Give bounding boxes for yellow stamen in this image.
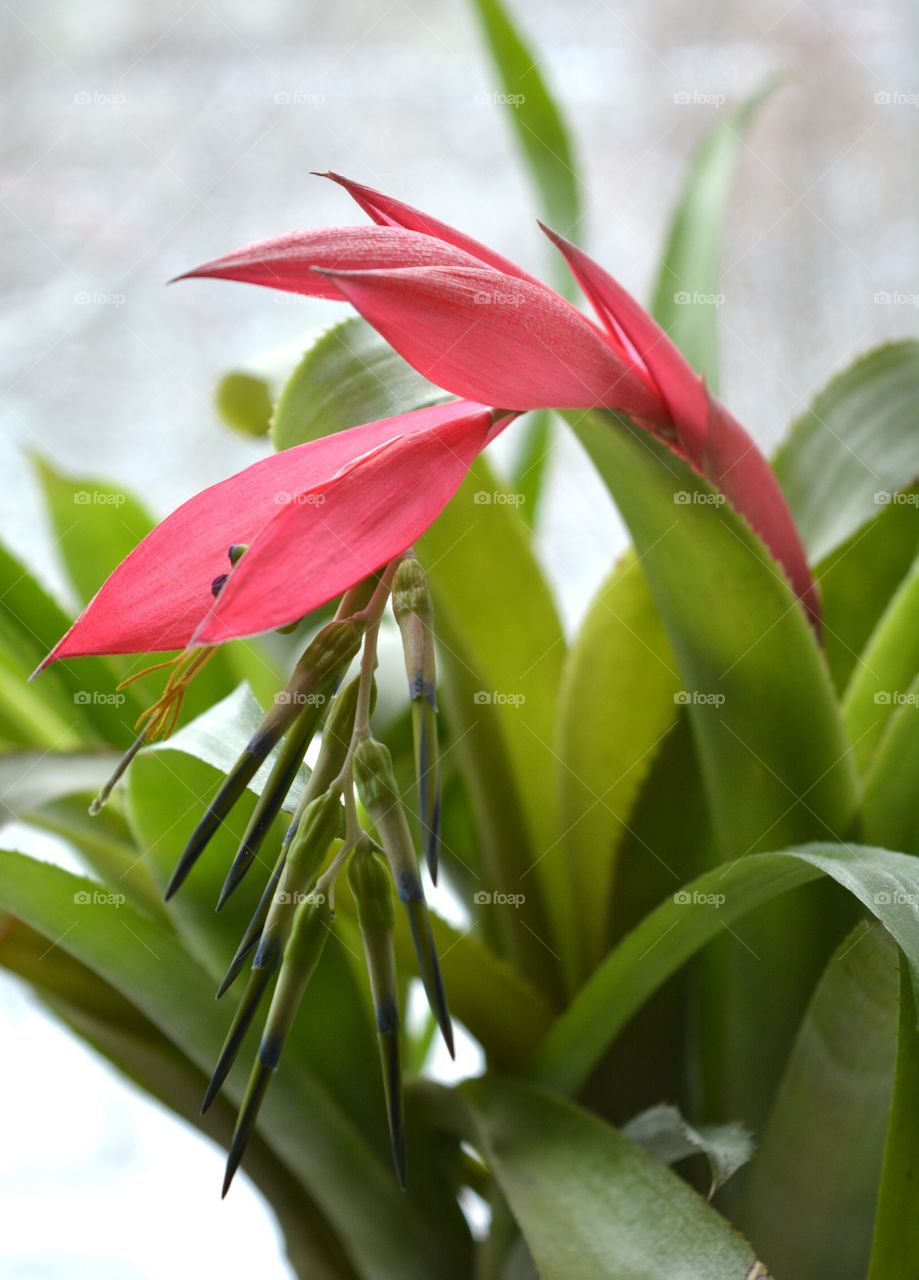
[127,647,216,743]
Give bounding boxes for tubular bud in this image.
[222,895,332,1197]
[254,789,340,972]
[392,557,440,882]
[348,845,404,1184]
[353,737,453,1057]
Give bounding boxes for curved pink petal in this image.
[194,410,511,645]
[173,225,483,299]
[40,401,494,666]
[322,265,668,423]
[319,171,541,287]
[704,400,820,626]
[540,224,709,454]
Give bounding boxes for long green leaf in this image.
[740,922,898,1278]
[271,317,447,452]
[470,0,579,241]
[566,408,856,1121]
[556,550,680,975]
[458,1078,763,1279]
[651,74,782,387]
[868,950,919,1280]
[0,850,470,1279]
[774,341,919,564]
[533,841,919,1098]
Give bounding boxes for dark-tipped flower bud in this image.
[392,557,440,883]
[353,737,453,1057]
[348,844,404,1184]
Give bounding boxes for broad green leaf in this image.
[0,850,470,1279]
[556,550,680,975]
[271,317,447,452]
[147,683,311,812]
[434,638,562,995]
[0,917,353,1280]
[860,670,919,854]
[0,542,128,747]
[33,454,155,606]
[470,0,580,240]
[418,460,572,988]
[565,408,857,1121]
[816,498,919,692]
[459,1078,762,1279]
[622,1103,753,1197]
[843,547,919,772]
[868,951,919,1280]
[533,842,919,1097]
[740,922,897,1279]
[774,341,919,564]
[651,74,782,387]
[0,750,117,821]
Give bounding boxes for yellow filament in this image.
[121,647,216,743]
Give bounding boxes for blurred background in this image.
[1,0,917,1274]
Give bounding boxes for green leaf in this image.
[215,371,274,437]
[565,409,856,1121]
[556,551,680,975]
[533,842,919,1097]
[815,499,919,692]
[774,341,919,564]
[0,850,470,1279]
[0,750,118,821]
[470,0,579,240]
[623,1103,753,1198]
[33,454,155,606]
[418,460,572,988]
[843,548,919,772]
[740,922,897,1279]
[651,74,782,387]
[868,951,919,1280]
[459,1078,763,1279]
[271,317,448,452]
[860,670,919,854]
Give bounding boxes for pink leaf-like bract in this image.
[40,401,500,666]
[323,265,668,422]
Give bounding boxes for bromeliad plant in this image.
[5,5,919,1278]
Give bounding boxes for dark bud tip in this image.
[211,573,229,598]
